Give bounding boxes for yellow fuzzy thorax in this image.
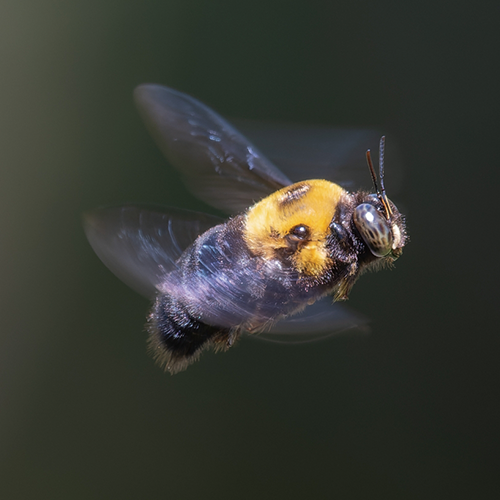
[244,180,346,276]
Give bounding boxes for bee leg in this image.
[147,294,229,374]
[225,330,238,348]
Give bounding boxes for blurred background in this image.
[1,1,499,498]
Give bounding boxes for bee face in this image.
[353,194,405,260]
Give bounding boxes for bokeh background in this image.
[1,1,499,498]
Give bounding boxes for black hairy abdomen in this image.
[150,295,219,356]
[147,293,230,373]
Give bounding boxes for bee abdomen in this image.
[147,294,229,374]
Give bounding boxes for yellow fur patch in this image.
[244,180,346,276]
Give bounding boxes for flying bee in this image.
[84,84,407,374]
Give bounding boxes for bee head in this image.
[352,136,406,261]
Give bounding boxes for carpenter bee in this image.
[84,84,407,374]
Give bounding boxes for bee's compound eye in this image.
[290,225,309,239]
[353,203,393,257]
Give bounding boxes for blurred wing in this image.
[134,84,292,214]
[231,120,403,194]
[84,205,223,299]
[250,299,370,343]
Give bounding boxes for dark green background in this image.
[1,1,499,498]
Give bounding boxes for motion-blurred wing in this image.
[232,120,403,194]
[134,84,292,214]
[251,299,369,343]
[84,205,222,299]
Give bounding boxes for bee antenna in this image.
[379,136,387,198]
[378,135,393,218]
[365,149,379,193]
[366,136,392,219]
